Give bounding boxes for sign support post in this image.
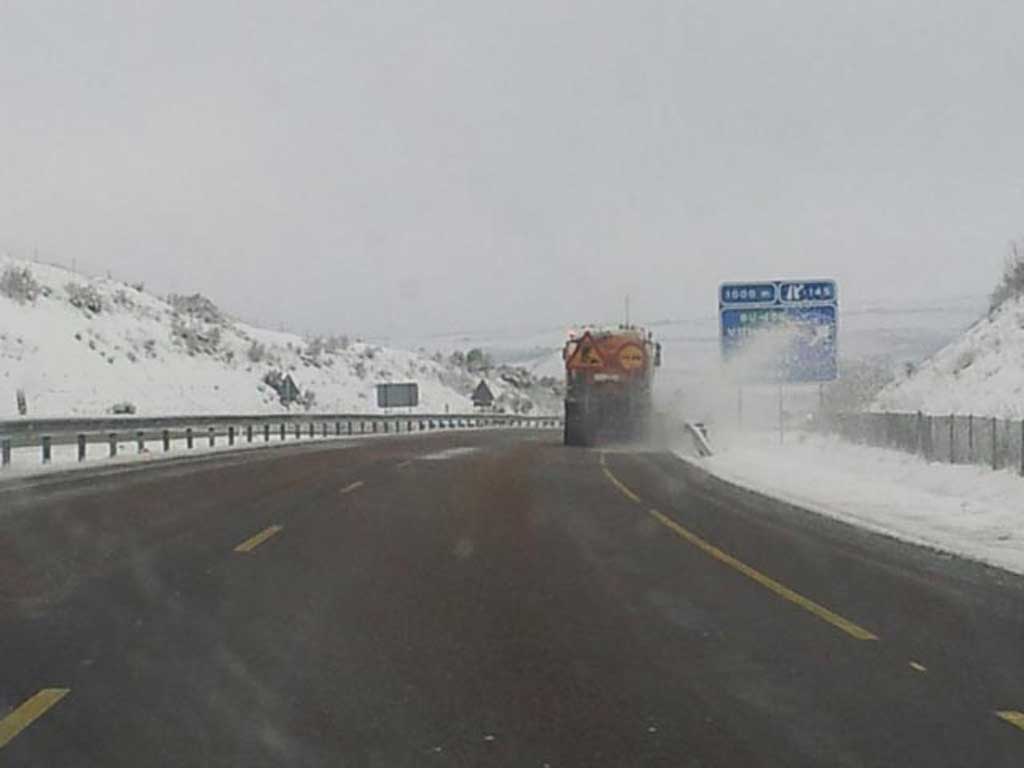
[778,381,785,445]
[737,386,744,431]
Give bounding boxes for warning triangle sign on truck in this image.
[567,332,605,369]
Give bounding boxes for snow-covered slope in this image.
[874,296,1024,418]
[0,257,559,418]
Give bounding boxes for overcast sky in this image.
[2,1,1021,338]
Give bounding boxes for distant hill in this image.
[0,257,560,418]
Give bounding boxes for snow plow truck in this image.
[563,326,660,446]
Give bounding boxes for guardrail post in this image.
[335,421,341,436]
[228,426,236,446]
[949,414,955,464]
[186,428,193,449]
[294,423,301,439]
[383,421,389,434]
[78,433,87,462]
[247,425,254,443]
[109,433,118,457]
[373,421,379,434]
[208,427,216,447]
[137,431,145,454]
[968,415,974,462]
[162,430,171,452]
[309,423,315,438]
[348,420,353,435]
[1,436,10,468]
[264,424,271,442]
[280,423,286,441]
[42,435,51,464]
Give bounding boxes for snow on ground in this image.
[875,295,1024,418]
[0,257,559,418]
[678,431,1024,576]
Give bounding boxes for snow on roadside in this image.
[676,431,1024,576]
[0,433,358,484]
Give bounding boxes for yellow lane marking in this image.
[0,689,70,749]
[603,468,642,504]
[996,711,1024,731]
[648,509,878,641]
[600,459,878,641]
[340,481,365,495]
[234,525,283,553]
[909,661,928,673]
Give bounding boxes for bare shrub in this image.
[298,389,317,410]
[306,334,351,357]
[306,337,326,358]
[166,293,223,324]
[112,289,135,309]
[171,315,221,355]
[1,266,42,304]
[247,340,267,363]
[66,282,105,313]
[991,239,1024,310]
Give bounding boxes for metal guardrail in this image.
[685,422,714,457]
[824,411,1024,475]
[0,413,563,470]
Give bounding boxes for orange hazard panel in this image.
[567,332,605,369]
[618,344,645,371]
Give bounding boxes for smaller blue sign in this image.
[779,280,836,304]
[720,282,777,307]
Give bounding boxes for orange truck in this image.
[562,326,661,446]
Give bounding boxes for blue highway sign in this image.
[720,280,838,383]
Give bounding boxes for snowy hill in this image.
[0,258,560,418]
[874,296,1024,418]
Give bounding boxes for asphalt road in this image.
[1,430,1024,766]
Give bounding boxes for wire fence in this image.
[828,411,1024,475]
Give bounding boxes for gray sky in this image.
[2,0,1021,338]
